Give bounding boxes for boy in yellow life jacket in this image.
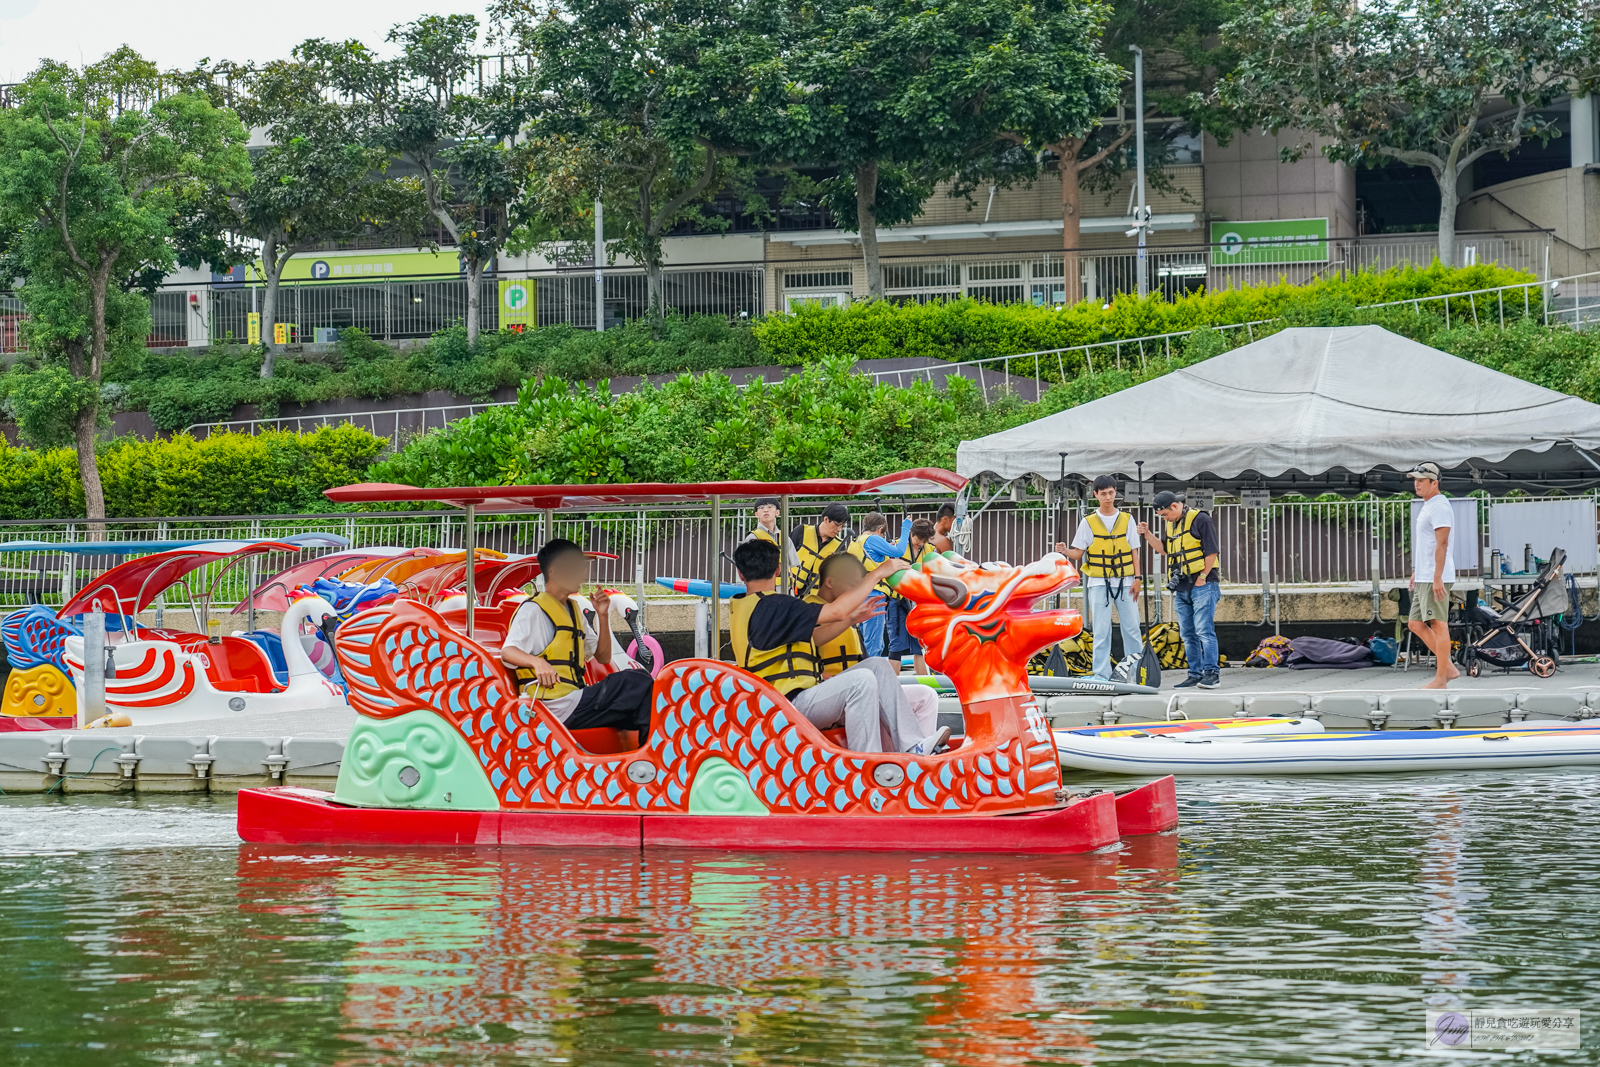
[1055,474,1143,682]
[500,538,655,741]
[886,519,938,674]
[1138,490,1222,690]
[844,510,911,657]
[744,496,784,549]
[788,502,850,597]
[730,538,949,756]
[809,553,940,742]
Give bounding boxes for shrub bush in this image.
[0,425,387,520]
[0,263,1538,435]
[751,262,1536,364]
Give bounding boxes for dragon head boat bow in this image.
[237,472,1172,851]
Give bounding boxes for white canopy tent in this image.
[956,326,1600,495]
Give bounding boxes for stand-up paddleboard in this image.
[1058,716,1323,739]
[1054,720,1600,775]
[915,674,1160,696]
[655,577,746,598]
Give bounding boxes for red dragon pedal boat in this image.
[238,470,1177,852]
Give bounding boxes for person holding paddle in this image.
[1056,475,1143,682]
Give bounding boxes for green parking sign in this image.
[1210,218,1329,265]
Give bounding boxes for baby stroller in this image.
[1461,547,1570,678]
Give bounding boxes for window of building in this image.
[783,271,852,290]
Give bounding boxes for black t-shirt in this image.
[746,594,823,652]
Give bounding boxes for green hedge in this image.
[0,262,1539,440]
[0,313,1595,519]
[751,262,1538,363]
[90,315,764,434]
[371,312,1600,495]
[0,425,386,520]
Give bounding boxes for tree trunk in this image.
[1436,165,1459,268]
[84,262,112,533]
[646,256,665,323]
[73,402,105,534]
[1060,146,1085,307]
[260,258,282,379]
[855,161,883,301]
[260,232,282,378]
[465,258,484,347]
[63,334,104,532]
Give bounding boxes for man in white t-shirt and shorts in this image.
[1407,462,1459,689]
[1055,474,1143,681]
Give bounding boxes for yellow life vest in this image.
[789,524,842,597]
[805,592,863,678]
[1081,510,1136,578]
[1163,507,1211,578]
[512,592,589,698]
[846,534,894,595]
[750,524,782,547]
[729,590,821,698]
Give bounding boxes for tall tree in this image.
[0,49,249,523]
[1222,0,1595,266]
[233,48,428,377]
[964,0,1235,302]
[493,0,790,318]
[789,0,1123,300]
[312,15,535,346]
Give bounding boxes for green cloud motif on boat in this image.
[334,709,500,810]
[687,756,769,816]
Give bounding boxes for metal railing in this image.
[0,497,1592,620]
[778,231,1553,308]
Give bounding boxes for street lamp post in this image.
[595,198,604,331]
[1127,46,1150,299]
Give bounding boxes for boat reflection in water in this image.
[236,836,1181,1065]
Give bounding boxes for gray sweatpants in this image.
[791,657,926,753]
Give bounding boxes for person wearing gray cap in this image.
[1139,490,1221,689]
[1406,462,1459,689]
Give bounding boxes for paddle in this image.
[1046,452,1071,678]
[1133,460,1162,689]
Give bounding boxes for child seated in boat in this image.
[729,539,949,757]
[808,552,942,744]
[500,539,654,742]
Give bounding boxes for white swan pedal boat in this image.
[1054,719,1600,775]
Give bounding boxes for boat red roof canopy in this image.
[323,468,967,512]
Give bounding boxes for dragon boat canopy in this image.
[323,468,967,512]
[321,469,965,640]
[57,537,348,618]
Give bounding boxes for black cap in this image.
[754,496,779,509]
[1152,490,1180,509]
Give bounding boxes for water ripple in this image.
[0,772,1597,1065]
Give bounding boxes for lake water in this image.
[2,772,1597,1065]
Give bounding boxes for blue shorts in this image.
[885,597,923,657]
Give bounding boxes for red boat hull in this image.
[237,786,1123,854]
[1113,775,1179,835]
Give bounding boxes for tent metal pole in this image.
[779,495,792,594]
[1369,499,1383,623]
[464,504,476,641]
[709,495,722,660]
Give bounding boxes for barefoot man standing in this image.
[1407,462,1459,689]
